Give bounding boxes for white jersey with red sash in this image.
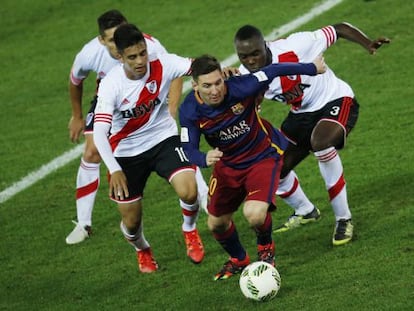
[239,26,354,113]
[94,53,191,165]
[70,34,167,86]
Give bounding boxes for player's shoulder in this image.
[180,91,198,114]
[75,37,107,60]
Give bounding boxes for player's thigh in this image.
[153,136,197,202]
[281,143,310,177]
[208,163,246,217]
[116,155,152,200]
[170,170,197,203]
[311,97,360,150]
[245,157,282,203]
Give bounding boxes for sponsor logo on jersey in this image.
[218,120,250,141]
[121,98,161,118]
[271,83,310,105]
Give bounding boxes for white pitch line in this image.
[0,0,343,204]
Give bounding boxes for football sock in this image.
[180,199,199,232]
[255,212,273,245]
[75,158,100,227]
[314,147,352,221]
[277,170,315,215]
[120,221,150,251]
[195,166,209,199]
[213,221,247,261]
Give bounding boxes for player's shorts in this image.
[207,157,282,217]
[281,97,359,150]
[113,136,194,202]
[84,95,98,134]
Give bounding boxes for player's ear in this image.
[191,79,198,91]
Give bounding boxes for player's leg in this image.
[66,134,102,244]
[118,200,157,273]
[274,114,320,233]
[66,98,102,245]
[208,163,250,280]
[170,169,205,264]
[274,144,320,233]
[311,97,359,246]
[115,154,157,272]
[243,157,281,266]
[157,136,204,263]
[195,166,209,214]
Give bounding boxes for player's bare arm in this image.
[167,77,184,118]
[68,81,85,143]
[333,22,390,55]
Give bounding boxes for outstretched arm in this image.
[333,22,390,54]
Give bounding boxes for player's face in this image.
[99,26,121,60]
[120,41,148,80]
[235,37,268,72]
[193,70,225,107]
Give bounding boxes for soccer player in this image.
[93,24,205,272]
[66,10,208,245]
[179,54,326,280]
[233,23,390,245]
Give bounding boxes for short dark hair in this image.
[234,24,263,42]
[114,23,145,53]
[191,55,221,81]
[97,9,127,36]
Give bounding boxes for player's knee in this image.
[243,205,266,227]
[177,184,197,204]
[83,146,101,163]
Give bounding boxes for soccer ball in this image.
[239,261,281,302]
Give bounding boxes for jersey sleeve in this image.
[229,62,317,100]
[93,75,122,174]
[285,26,337,58]
[179,99,208,168]
[144,33,168,55]
[70,45,94,85]
[159,53,192,79]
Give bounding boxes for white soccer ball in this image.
[239,261,281,302]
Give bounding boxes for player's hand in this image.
[206,148,223,166]
[222,67,240,79]
[367,37,390,54]
[68,116,85,143]
[313,54,327,74]
[109,170,129,200]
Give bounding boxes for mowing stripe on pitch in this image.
[0,0,344,204]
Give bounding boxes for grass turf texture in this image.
[1,0,413,310]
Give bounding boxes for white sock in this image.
[76,159,100,227]
[314,147,352,221]
[276,171,314,215]
[120,221,150,251]
[180,199,199,232]
[195,166,209,198]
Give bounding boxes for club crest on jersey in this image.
[231,103,244,115]
[145,80,157,94]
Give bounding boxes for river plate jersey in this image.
[239,26,354,113]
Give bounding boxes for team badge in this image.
[231,103,245,115]
[145,80,157,94]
